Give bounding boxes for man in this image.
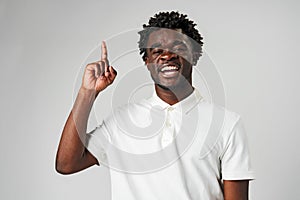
[56,11,254,199]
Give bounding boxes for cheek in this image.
[182,54,193,65]
[146,63,157,74]
[182,60,193,73]
[180,54,194,68]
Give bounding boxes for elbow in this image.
[55,163,71,175]
[55,159,76,175]
[56,166,72,175]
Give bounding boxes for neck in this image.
[155,83,194,105]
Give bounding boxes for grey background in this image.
[1,0,299,199]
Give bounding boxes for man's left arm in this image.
[223,180,249,200]
[220,116,255,199]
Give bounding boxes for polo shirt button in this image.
[167,107,174,111]
[162,138,171,142]
[166,121,171,127]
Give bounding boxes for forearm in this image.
[72,88,96,137]
[56,88,96,173]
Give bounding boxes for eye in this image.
[152,48,163,55]
[173,46,187,53]
[150,48,164,58]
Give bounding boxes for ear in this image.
[192,52,200,66]
[144,57,151,70]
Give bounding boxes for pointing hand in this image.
[81,41,117,95]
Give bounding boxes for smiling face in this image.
[145,28,194,90]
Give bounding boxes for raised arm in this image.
[55,42,117,174]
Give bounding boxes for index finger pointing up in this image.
[101,41,108,61]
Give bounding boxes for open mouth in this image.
[161,65,179,72]
[159,64,181,77]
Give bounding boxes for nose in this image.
[159,50,179,61]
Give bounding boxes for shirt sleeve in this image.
[85,120,112,165]
[220,117,255,180]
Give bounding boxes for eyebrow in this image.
[173,40,186,46]
[150,40,187,49]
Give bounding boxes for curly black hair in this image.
[138,11,204,65]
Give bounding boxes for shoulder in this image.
[196,99,241,128]
[196,100,243,157]
[104,99,155,130]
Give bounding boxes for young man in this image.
[56,11,254,199]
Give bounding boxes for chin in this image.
[157,80,186,91]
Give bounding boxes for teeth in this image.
[161,65,178,72]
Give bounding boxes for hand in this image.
[81,41,117,95]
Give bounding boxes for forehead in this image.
[147,28,190,47]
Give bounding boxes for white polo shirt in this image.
[86,89,255,200]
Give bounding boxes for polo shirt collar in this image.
[147,88,203,114]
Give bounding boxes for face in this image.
[145,28,194,89]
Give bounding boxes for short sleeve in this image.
[220,117,255,180]
[85,120,112,164]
